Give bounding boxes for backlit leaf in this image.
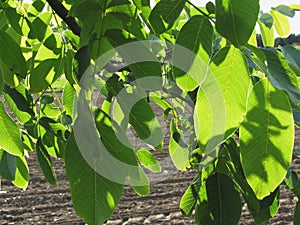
[136,148,161,173]
[173,15,213,91]
[65,133,124,225]
[12,155,29,190]
[194,46,251,153]
[0,101,23,157]
[240,79,294,199]
[270,9,290,37]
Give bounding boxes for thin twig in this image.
[186,0,215,23]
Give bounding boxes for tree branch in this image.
[46,0,81,36]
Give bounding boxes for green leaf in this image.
[0,149,16,181]
[270,9,290,37]
[40,103,61,118]
[0,65,3,91]
[41,131,64,158]
[216,157,260,213]
[284,168,299,190]
[180,186,197,217]
[240,79,294,199]
[295,200,300,225]
[149,0,186,34]
[70,0,102,21]
[259,13,273,29]
[12,155,29,190]
[169,119,190,170]
[127,165,150,196]
[258,20,274,47]
[194,46,251,153]
[180,174,201,217]
[195,173,242,225]
[215,0,259,47]
[38,117,67,137]
[105,29,162,84]
[64,50,77,85]
[3,84,35,123]
[60,112,73,126]
[136,148,161,173]
[132,0,151,17]
[206,2,215,15]
[65,133,124,225]
[0,101,23,157]
[290,4,300,11]
[263,48,300,103]
[251,188,280,224]
[22,131,35,152]
[274,5,295,17]
[70,0,103,46]
[36,138,57,185]
[4,7,22,35]
[30,58,63,93]
[40,94,54,104]
[173,15,213,91]
[0,60,20,88]
[129,98,163,149]
[28,12,52,41]
[0,31,27,77]
[280,45,300,76]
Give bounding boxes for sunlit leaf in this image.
[136,148,161,173]
[258,20,274,47]
[290,4,300,11]
[270,9,290,37]
[65,133,124,225]
[173,15,213,91]
[3,84,35,123]
[180,174,201,217]
[62,82,75,116]
[12,155,29,190]
[194,46,250,153]
[169,119,190,170]
[28,12,52,41]
[240,79,294,199]
[0,101,23,157]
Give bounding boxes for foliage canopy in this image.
[0,0,300,224]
